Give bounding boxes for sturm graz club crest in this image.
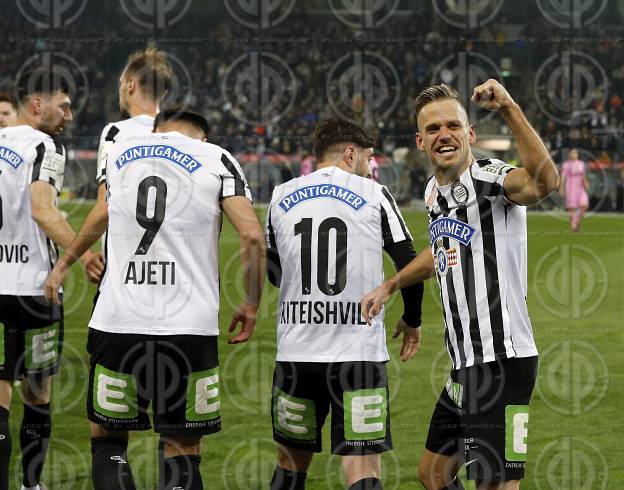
[451,181,469,206]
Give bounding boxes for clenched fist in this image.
[471,79,516,112]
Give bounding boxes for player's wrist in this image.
[500,100,521,116]
[386,277,399,295]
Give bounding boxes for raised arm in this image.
[472,79,560,206]
[222,196,266,344]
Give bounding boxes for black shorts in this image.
[425,356,538,483]
[0,295,63,381]
[271,361,392,456]
[87,328,220,436]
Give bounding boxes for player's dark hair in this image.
[124,44,173,102]
[313,118,377,161]
[154,107,210,138]
[0,92,16,109]
[14,67,70,103]
[414,84,460,119]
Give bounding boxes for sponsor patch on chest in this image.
[428,217,476,246]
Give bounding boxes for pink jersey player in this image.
[560,149,589,232]
[300,155,315,176]
[369,156,380,183]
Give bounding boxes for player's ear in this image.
[468,124,476,144]
[30,95,44,116]
[127,76,136,95]
[415,132,425,151]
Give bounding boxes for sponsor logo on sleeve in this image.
[278,184,367,212]
[481,162,514,175]
[0,146,25,169]
[115,145,203,174]
[42,151,65,176]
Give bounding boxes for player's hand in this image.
[392,318,421,361]
[44,265,68,305]
[471,79,515,112]
[228,302,258,344]
[81,250,105,283]
[361,282,393,325]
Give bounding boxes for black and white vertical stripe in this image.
[425,160,526,369]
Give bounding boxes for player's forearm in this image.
[56,203,108,271]
[32,207,77,250]
[387,246,435,293]
[501,103,559,195]
[240,229,266,307]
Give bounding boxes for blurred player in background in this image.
[0,93,17,128]
[559,149,589,232]
[362,80,559,490]
[265,118,423,490]
[45,109,265,490]
[73,44,173,285]
[0,68,97,490]
[368,155,380,182]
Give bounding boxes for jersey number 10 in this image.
[294,217,347,296]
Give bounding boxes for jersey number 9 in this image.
[135,176,167,255]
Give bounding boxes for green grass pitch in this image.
[8,203,623,489]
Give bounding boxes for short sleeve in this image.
[32,138,65,194]
[96,124,119,184]
[472,159,515,201]
[265,197,278,251]
[219,150,252,201]
[380,186,412,247]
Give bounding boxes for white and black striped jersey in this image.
[424,159,538,370]
[266,166,412,362]
[96,114,154,185]
[0,125,66,295]
[89,131,251,336]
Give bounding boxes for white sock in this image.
[21,485,41,490]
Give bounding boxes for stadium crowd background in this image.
[1,0,623,208]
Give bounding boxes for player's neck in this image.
[14,113,39,129]
[435,159,472,186]
[127,99,159,118]
[316,160,355,175]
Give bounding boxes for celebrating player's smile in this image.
[362,80,559,490]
